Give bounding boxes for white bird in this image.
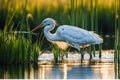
[31,18,103,60]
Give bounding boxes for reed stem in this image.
[117,0,120,78]
[90,0,96,57]
[20,0,27,31]
[81,0,85,29]
[114,0,118,62]
[71,0,75,25]
[95,0,98,35]
[75,0,77,26]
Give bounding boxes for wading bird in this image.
[31,18,103,60]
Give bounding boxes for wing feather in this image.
[58,25,95,44]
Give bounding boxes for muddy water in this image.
[0,62,115,79]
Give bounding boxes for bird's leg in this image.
[66,48,71,58]
[92,45,96,57]
[88,47,92,60]
[65,52,68,58]
[89,52,92,59]
[88,48,92,60]
[71,43,84,61]
[80,49,84,61]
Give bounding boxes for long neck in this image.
[43,22,61,41]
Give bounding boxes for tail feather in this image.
[90,31,103,44]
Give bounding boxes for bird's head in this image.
[41,18,57,27]
[31,18,57,32]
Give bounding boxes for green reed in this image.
[0,0,41,64]
[95,0,98,33]
[114,0,120,78]
[94,0,102,58]
[81,0,85,29]
[50,44,60,62]
[96,1,102,59]
[117,0,120,78]
[0,0,118,63]
[50,44,68,62]
[114,0,119,62]
[0,30,40,64]
[90,0,96,57]
[118,0,120,64]
[71,0,75,25]
[70,0,103,59]
[20,0,27,31]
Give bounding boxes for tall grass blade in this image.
[50,44,59,62]
[114,0,118,62]
[81,0,85,29]
[114,0,120,78]
[71,0,75,25]
[117,0,120,78]
[95,0,101,57]
[20,0,27,31]
[90,0,96,57]
[95,0,98,33]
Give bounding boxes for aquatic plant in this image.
[0,0,116,50]
[0,0,41,64]
[50,44,68,62]
[0,0,119,64]
[114,0,120,78]
[114,0,119,62]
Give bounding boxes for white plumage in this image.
[31,18,103,59]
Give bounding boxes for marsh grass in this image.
[0,28,40,64]
[94,0,101,58]
[118,4,120,77]
[50,44,68,62]
[81,0,84,29]
[70,0,104,60]
[70,0,75,25]
[114,0,119,62]
[0,0,116,31]
[50,44,60,62]
[118,0,120,65]
[0,0,118,64]
[90,0,94,56]
[0,0,41,64]
[114,0,120,78]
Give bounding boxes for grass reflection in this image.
[0,62,115,79]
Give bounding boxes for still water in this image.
[0,62,115,79]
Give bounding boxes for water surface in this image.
[0,62,115,79]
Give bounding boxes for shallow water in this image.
[0,51,117,79]
[39,62,115,79]
[38,50,114,63]
[0,62,115,79]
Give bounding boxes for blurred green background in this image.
[0,0,118,50]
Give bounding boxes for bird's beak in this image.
[31,24,42,32]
